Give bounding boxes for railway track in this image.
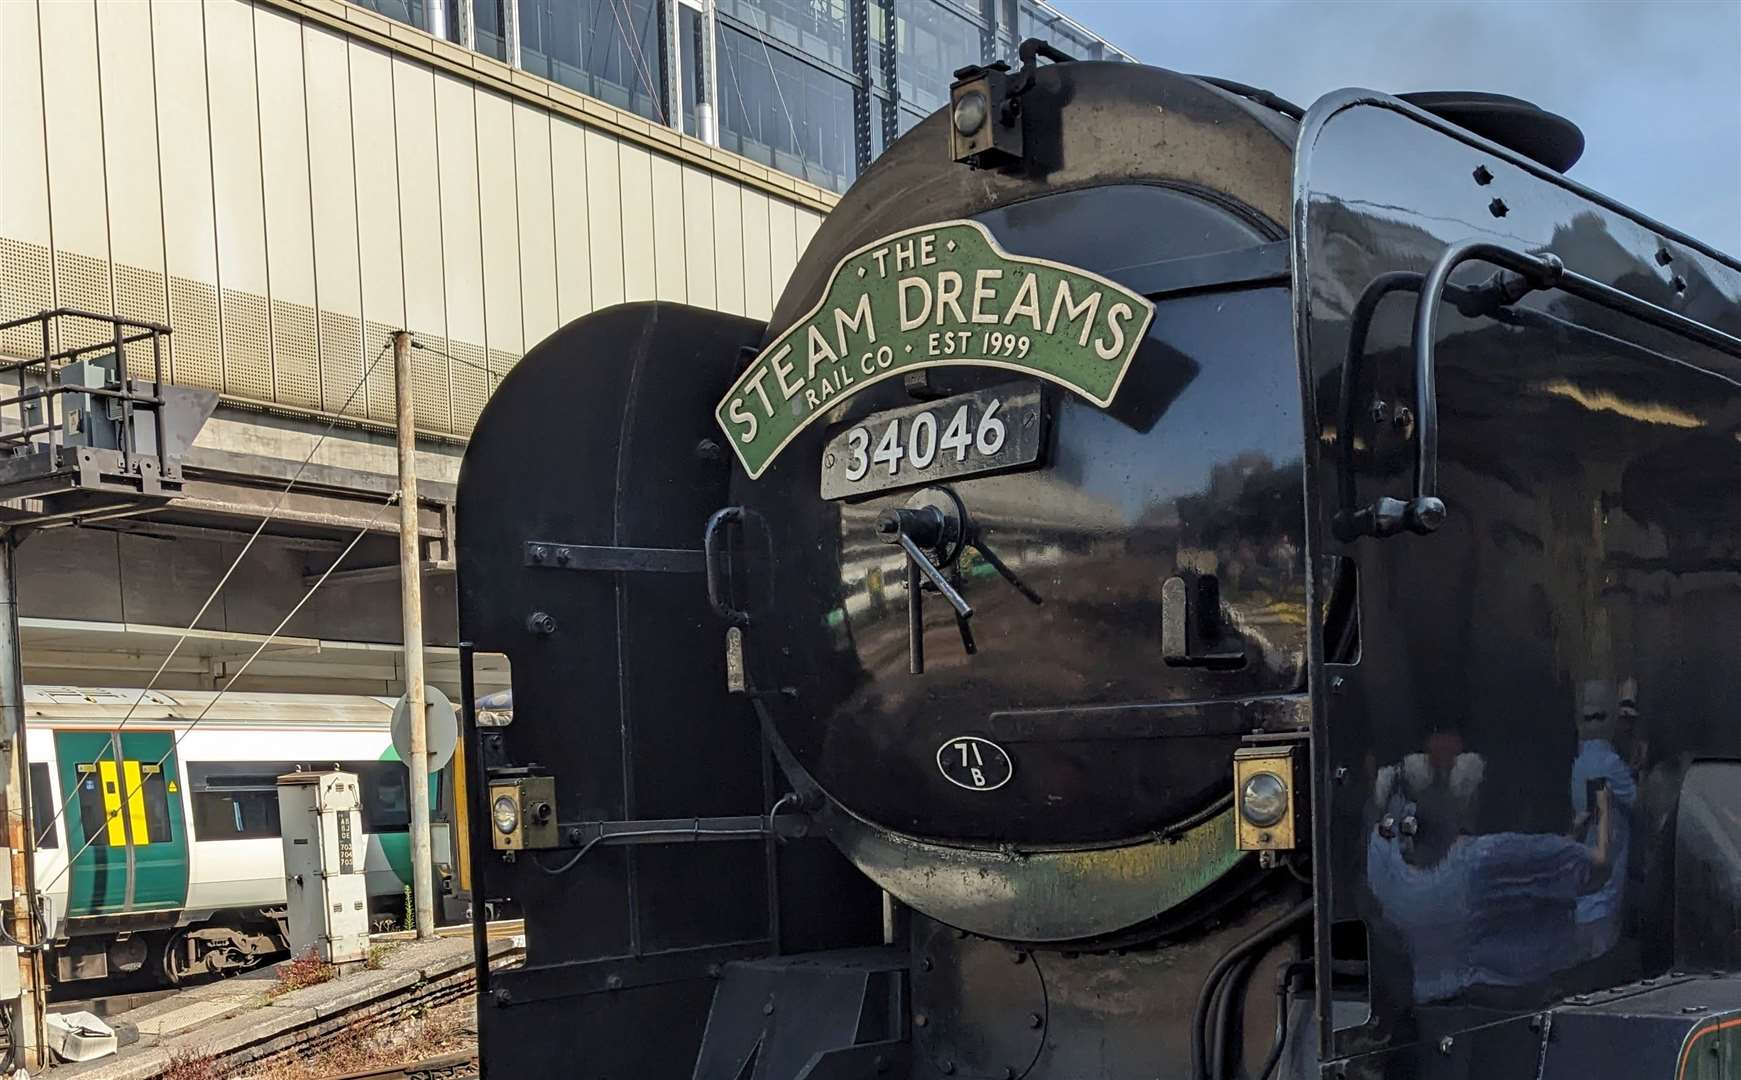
[317,1052,478,1079]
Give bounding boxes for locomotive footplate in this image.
[691,948,911,1080]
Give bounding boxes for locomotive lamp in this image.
[1233,746,1301,851]
[949,62,1022,167]
[488,776,559,852]
[492,794,520,836]
[489,784,524,852]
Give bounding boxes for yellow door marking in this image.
[123,760,150,846]
[97,760,126,846]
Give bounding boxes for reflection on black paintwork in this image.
[1363,705,1636,1004]
[1303,101,1741,1068]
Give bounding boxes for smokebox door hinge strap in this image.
[523,541,704,573]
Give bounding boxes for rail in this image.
[316,1052,477,1080]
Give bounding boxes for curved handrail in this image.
[703,506,751,626]
[1339,238,1741,542]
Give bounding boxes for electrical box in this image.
[277,771,370,965]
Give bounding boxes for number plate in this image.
[820,382,1044,499]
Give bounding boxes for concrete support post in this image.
[393,332,436,941]
[0,536,45,1069]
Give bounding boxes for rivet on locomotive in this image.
[455,42,1741,1080]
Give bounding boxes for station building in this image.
[0,0,1126,697]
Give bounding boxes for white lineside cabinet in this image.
[276,772,371,965]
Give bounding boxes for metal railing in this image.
[0,309,172,477]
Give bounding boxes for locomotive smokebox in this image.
[717,55,1306,944]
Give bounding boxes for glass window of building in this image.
[475,0,510,61]
[717,26,857,192]
[681,5,704,138]
[1016,1,1122,62]
[868,0,891,88]
[871,94,888,159]
[520,0,668,124]
[330,0,1127,194]
[351,0,464,42]
[896,0,987,114]
[717,0,852,75]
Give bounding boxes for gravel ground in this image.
[229,997,477,1080]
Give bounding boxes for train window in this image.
[74,763,116,847]
[354,763,411,834]
[186,761,414,838]
[29,764,57,849]
[72,760,175,846]
[191,788,281,841]
[187,763,296,841]
[139,764,173,844]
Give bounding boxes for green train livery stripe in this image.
[716,219,1156,479]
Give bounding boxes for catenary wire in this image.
[37,489,400,896]
[30,335,392,852]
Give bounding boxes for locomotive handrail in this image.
[703,506,752,626]
[1339,239,1741,541]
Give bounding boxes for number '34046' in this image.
[842,398,1007,481]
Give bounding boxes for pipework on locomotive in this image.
[455,41,1741,1080]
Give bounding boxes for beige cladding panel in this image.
[393,57,452,431]
[256,5,322,410]
[304,22,365,416]
[682,165,717,310]
[550,119,593,324]
[5,0,835,436]
[395,59,445,335]
[740,188,773,320]
[150,0,223,390]
[434,74,486,433]
[348,40,404,421]
[95,1,169,332]
[618,143,655,302]
[0,0,53,359]
[584,130,625,309]
[0,0,50,248]
[433,75,486,343]
[475,91,522,357]
[650,155,687,303]
[39,0,113,350]
[513,103,559,350]
[710,178,746,318]
[795,209,821,263]
[206,0,275,402]
[768,199,797,300]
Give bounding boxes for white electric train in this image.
[21,686,459,986]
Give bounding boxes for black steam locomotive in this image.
[455,44,1741,1080]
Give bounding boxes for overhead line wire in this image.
[31,335,394,852]
[38,489,400,896]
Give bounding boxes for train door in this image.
[56,730,189,916]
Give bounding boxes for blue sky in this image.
[1054,0,1741,256]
